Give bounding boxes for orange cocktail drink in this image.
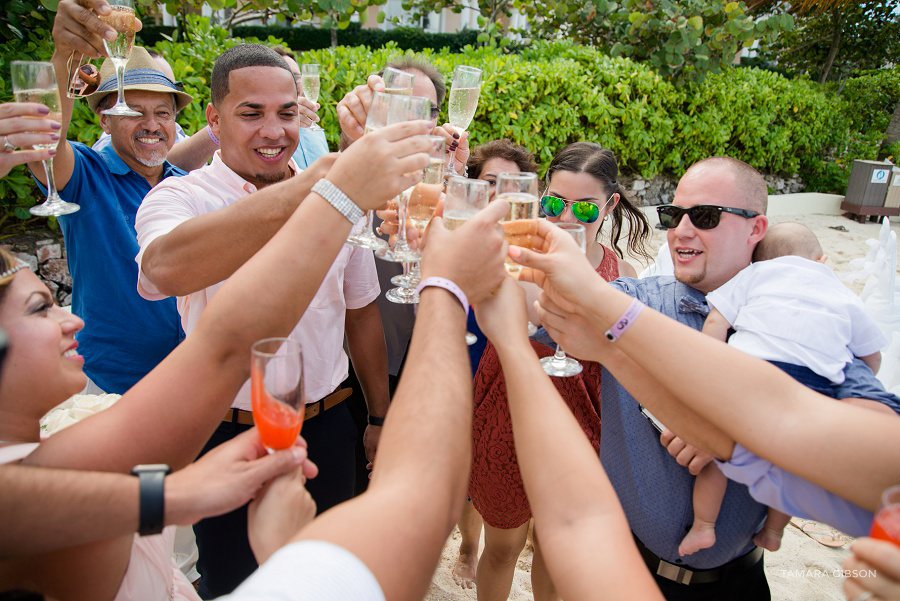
[870,486,900,545]
[251,338,305,453]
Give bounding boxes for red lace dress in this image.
[468,245,620,529]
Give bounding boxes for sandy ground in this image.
[424,213,900,601]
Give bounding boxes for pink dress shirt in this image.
[135,152,379,410]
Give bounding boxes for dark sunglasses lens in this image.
[657,206,681,229]
[691,206,721,229]
[572,202,600,223]
[541,196,564,217]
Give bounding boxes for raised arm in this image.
[165,126,218,172]
[1,428,308,559]
[260,202,509,601]
[475,278,664,601]
[513,220,900,510]
[139,153,337,297]
[25,121,433,474]
[27,0,122,191]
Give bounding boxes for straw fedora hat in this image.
[86,46,193,113]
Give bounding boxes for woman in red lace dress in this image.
[468,143,652,601]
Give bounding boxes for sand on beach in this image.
[424,212,900,601]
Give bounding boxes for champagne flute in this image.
[251,338,305,453]
[497,172,540,280]
[444,176,489,344]
[378,135,444,263]
[11,61,80,217]
[100,0,141,117]
[446,66,482,175]
[382,67,415,96]
[301,64,322,131]
[540,223,586,377]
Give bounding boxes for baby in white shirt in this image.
[678,222,887,556]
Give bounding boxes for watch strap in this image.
[132,464,170,536]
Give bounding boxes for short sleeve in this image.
[217,540,385,601]
[342,220,381,310]
[134,180,200,300]
[705,265,753,325]
[846,301,888,357]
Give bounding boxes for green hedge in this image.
[1,24,897,225]
[232,23,480,53]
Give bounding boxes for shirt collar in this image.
[209,150,299,195]
[98,140,183,179]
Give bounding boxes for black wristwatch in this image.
[367,415,385,427]
[131,464,170,536]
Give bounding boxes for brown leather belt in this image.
[223,387,353,426]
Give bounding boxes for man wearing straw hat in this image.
[28,13,192,395]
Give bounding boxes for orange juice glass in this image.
[870,485,900,545]
[251,338,304,453]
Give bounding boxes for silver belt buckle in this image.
[656,560,693,585]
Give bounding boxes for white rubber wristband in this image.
[604,299,645,342]
[415,277,469,317]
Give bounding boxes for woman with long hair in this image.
[468,142,651,601]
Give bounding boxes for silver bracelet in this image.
[312,179,364,224]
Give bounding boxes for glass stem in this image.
[42,157,61,202]
[365,209,374,233]
[116,63,126,105]
[553,345,567,362]
[398,193,409,250]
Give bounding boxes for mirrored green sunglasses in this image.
[540,195,601,223]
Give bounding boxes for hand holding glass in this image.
[100,0,141,117]
[382,67,415,96]
[251,338,305,453]
[446,66,482,175]
[871,485,900,545]
[444,176,489,343]
[301,64,322,130]
[539,223,586,377]
[11,61,80,217]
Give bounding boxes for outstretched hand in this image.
[0,103,60,179]
[166,428,317,527]
[421,198,508,307]
[53,0,142,59]
[336,74,384,142]
[326,121,432,211]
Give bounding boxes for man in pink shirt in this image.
[135,44,390,597]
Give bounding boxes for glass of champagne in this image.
[444,176,489,344]
[11,61,80,217]
[251,338,305,453]
[382,67,415,96]
[870,485,900,545]
[301,64,322,130]
[446,65,482,175]
[497,172,540,280]
[100,0,141,117]
[346,92,392,251]
[540,223,586,377]
[379,134,444,263]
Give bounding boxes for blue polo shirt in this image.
[43,142,186,393]
[291,127,330,169]
[600,276,766,570]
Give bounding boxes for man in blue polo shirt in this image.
[28,5,190,393]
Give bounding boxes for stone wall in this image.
[1,228,71,306]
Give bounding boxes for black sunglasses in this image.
[656,204,759,230]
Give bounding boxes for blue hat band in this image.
[97,68,177,94]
